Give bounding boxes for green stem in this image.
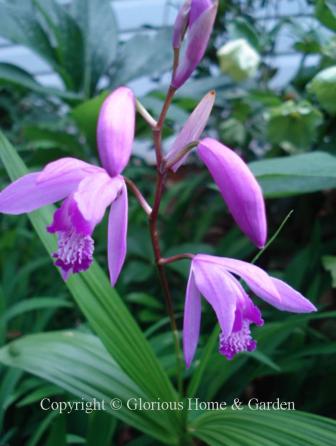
[251,210,294,265]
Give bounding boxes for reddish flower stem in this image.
[148,85,184,395]
[124,177,152,216]
[159,253,194,265]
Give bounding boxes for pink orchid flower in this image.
[183,254,317,367]
[0,87,135,285]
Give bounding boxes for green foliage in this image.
[249,151,336,197]
[191,409,336,446]
[322,256,336,287]
[264,101,323,152]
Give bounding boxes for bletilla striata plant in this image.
[0,0,316,371]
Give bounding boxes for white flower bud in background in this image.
[217,38,260,82]
[307,66,336,114]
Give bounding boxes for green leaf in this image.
[45,415,66,446]
[227,18,261,51]
[71,0,118,96]
[316,0,336,31]
[0,331,177,444]
[34,0,85,91]
[71,92,108,149]
[190,408,336,446]
[0,63,80,101]
[86,411,117,446]
[219,118,246,147]
[0,131,183,444]
[0,2,57,69]
[322,256,336,287]
[0,297,72,324]
[264,101,323,152]
[113,29,172,86]
[249,151,336,197]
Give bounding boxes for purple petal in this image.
[48,196,92,236]
[183,268,202,368]
[192,258,238,337]
[74,173,123,228]
[189,0,214,25]
[0,172,78,215]
[271,278,317,313]
[233,281,264,328]
[242,295,264,326]
[197,138,267,248]
[172,2,218,89]
[97,87,135,176]
[108,180,128,286]
[165,91,215,172]
[196,255,281,307]
[172,0,191,49]
[37,157,102,185]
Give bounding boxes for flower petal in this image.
[192,258,238,337]
[183,268,202,368]
[172,0,191,49]
[37,157,102,184]
[271,277,317,313]
[48,196,92,236]
[73,172,123,228]
[189,0,214,25]
[196,255,281,307]
[108,180,128,286]
[233,280,264,328]
[0,172,78,215]
[97,87,136,176]
[197,138,267,248]
[165,91,215,172]
[172,1,218,89]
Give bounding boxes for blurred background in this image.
[0,0,336,444]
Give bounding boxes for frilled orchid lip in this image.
[219,320,257,360]
[182,254,317,367]
[47,196,95,280]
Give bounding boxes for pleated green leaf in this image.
[0,331,177,444]
[0,131,182,444]
[190,408,336,446]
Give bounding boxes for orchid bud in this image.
[197,137,267,248]
[172,0,192,49]
[172,0,218,89]
[165,90,216,171]
[217,38,260,82]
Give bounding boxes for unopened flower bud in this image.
[217,38,260,82]
[308,66,336,114]
[172,0,218,89]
